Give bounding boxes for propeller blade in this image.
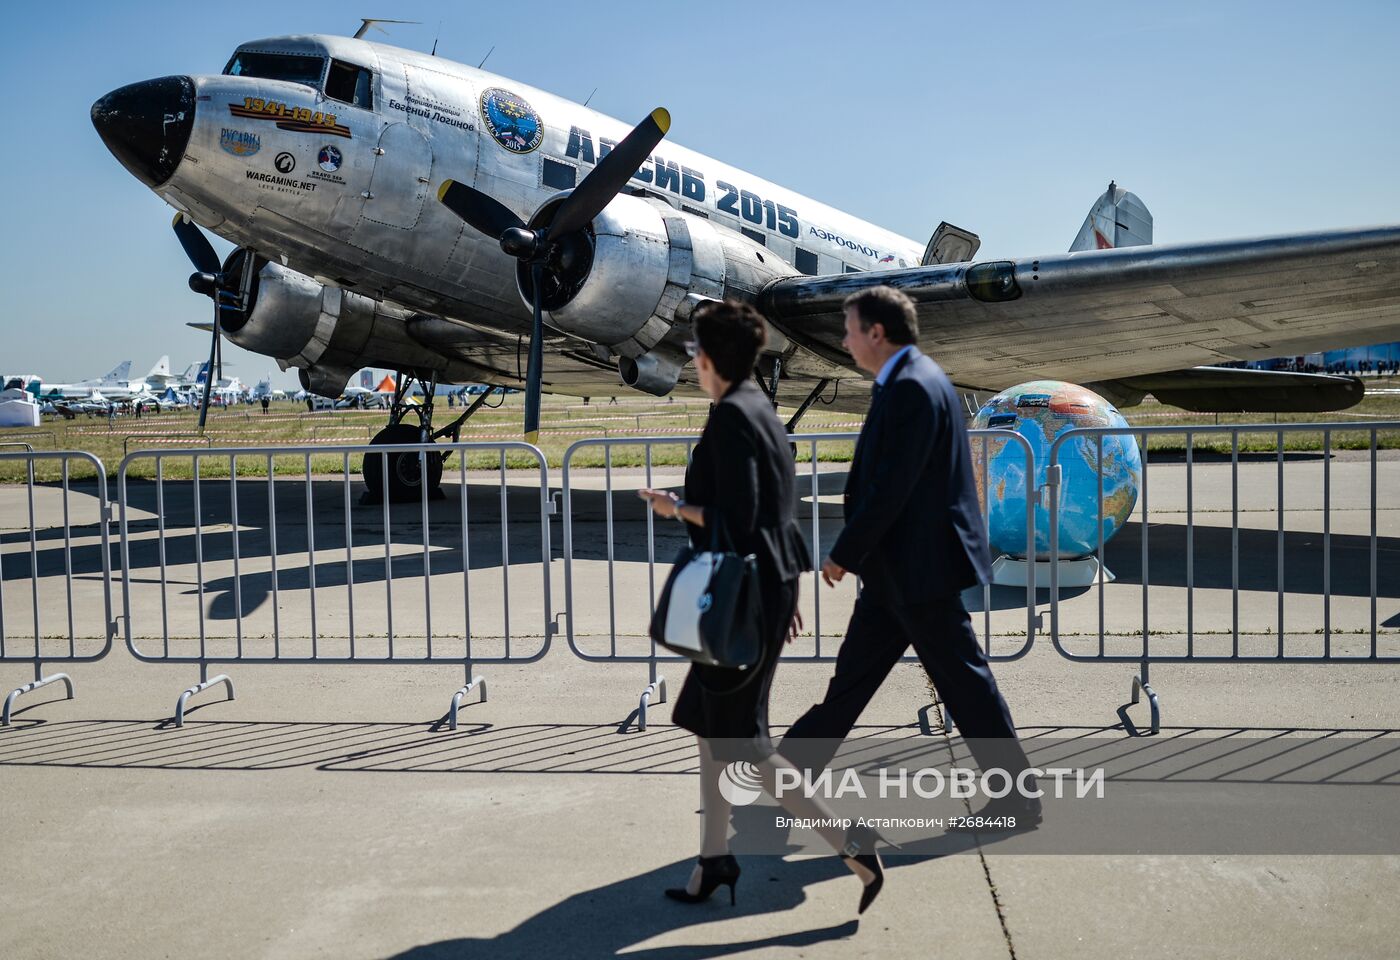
[523,262,545,444]
[197,308,219,433]
[437,179,527,239]
[547,108,670,239]
[172,213,221,276]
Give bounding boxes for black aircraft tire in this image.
[362,424,443,503]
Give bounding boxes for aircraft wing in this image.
[758,224,1400,394]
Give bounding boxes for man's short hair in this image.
[694,299,769,382]
[843,286,918,345]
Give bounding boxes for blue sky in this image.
[2,0,1397,385]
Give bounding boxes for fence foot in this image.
[917,703,937,736]
[1130,674,1161,735]
[447,674,487,731]
[2,672,74,726]
[173,674,235,728]
[635,676,667,732]
[916,702,955,736]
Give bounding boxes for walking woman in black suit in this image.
[638,300,890,916]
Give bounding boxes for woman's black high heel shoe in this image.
[841,825,895,915]
[664,854,741,905]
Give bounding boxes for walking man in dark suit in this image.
[782,285,1039,824]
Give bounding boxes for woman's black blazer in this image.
[683,379,811,581]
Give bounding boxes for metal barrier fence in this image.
[0,451,114,724]
[116,441,552,727]
[122,433,213,455]
[560,430,1037,730]
[9,420,1395,738]
[1048,422,1400,733]
[0,433,54,450]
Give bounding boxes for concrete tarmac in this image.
[2,452,1398,959]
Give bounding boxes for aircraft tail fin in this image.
[1069,180,1152,252]
[146,355,171,380]
[195,362,209,385]
[102,360,133,383]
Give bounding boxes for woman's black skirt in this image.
[671,572,799,762]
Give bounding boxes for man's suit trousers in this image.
[783,593,1030,777]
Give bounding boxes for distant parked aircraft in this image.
[28,358,177,402]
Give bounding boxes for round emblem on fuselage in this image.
[318,145,342,172]
[274,151,296,174]
[479,87,543,154]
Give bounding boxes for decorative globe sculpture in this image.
[969,381,1141,561]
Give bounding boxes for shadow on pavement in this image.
[382,857,862,960]
[3,719,1397,780]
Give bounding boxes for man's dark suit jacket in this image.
[684,379,810,581]
[829,347,991,600]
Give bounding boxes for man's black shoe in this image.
[949,798,1042,833]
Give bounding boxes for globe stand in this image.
[991,555,1113,589]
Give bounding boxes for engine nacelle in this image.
[220,256,485,396]
[221,258,396,375]
[298,365,355,398]
[619,348,687,396]
[532,194,798,361]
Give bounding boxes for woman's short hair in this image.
[694,299,769,383]
[843,285,918,345]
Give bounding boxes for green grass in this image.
[1120,391,1400,455]
[3,379,1398,483]
[0,394,861,482]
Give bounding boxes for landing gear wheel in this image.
[362,423,444,504]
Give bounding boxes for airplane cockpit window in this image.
[224,51,326,89]
[325,60,374,109]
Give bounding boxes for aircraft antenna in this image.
[583,87,598,107]
[353,18,420,40]
[478,45,495,69]
[431,20,442,55]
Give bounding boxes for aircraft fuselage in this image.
[94,33,920,385]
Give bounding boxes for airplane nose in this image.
[91,76,196,188]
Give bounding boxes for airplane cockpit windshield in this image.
[223,51,326,89]
[325,60,373,109]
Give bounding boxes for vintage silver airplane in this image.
[92,30,1400,498]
